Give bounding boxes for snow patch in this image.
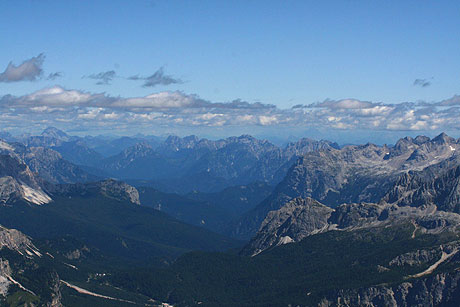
[450,145,456,151]
[20,185,51,205]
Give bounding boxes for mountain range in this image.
[1,128,460,306]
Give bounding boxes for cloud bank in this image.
[1,86,460,134]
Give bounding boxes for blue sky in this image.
[0,0,460,143]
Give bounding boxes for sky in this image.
[0,0,460,144]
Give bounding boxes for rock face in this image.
[383,155,460,213]
[0,224,62,306]
[243,134,460,254]
[0,225,40,257]
[98,179,140,205]
[237,133,460,306]
[0,153,51,205]
[241,198,333,256]
[1,139,98,185]
[243,198,460,256]
[320,270,460,306]
[284,137,340,157]
[233,133,460,239]
[0,141,138,206]
[49,179,140,205]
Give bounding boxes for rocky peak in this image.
[120,142,154,158]
[164,135,199,147]
[392,136,416,152]
[0,154,51,205]
[97,179,140,205]
[243,196,460,256]
[41,127,69,140]
[431,132,455,145]
[160,135,215,152]
[284,138,340,157]
[241,197,333,256]
[414,135,430,145]
[130,141,153,152]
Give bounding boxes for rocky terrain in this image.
[319,269,460,306]
[233,133,460,239]
[0,151,51,205]
[48,179,141,205]
[0,225,62,306]
[2,128,460,306]
[1,139,98,185]
[243,197,460,256]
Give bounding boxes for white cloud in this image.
[1,86,460,134]
[117,91,194,108]
[314,99,376,109]
[21,86,95,106]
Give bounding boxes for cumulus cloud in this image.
[413,78,431,87]
[84,70,117,85]
[0,53,45,82]
[1,86,460,134]
[128,67,182,87]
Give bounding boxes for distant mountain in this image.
[101,134,338,193]
[232,133,460,239]
[52,140,104,167]
[8,128,343,193]
[90,135,158,157]
[24,127,73,147]
[41,126,70,141]
[22,128,105,167]
[284,137,340,156]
